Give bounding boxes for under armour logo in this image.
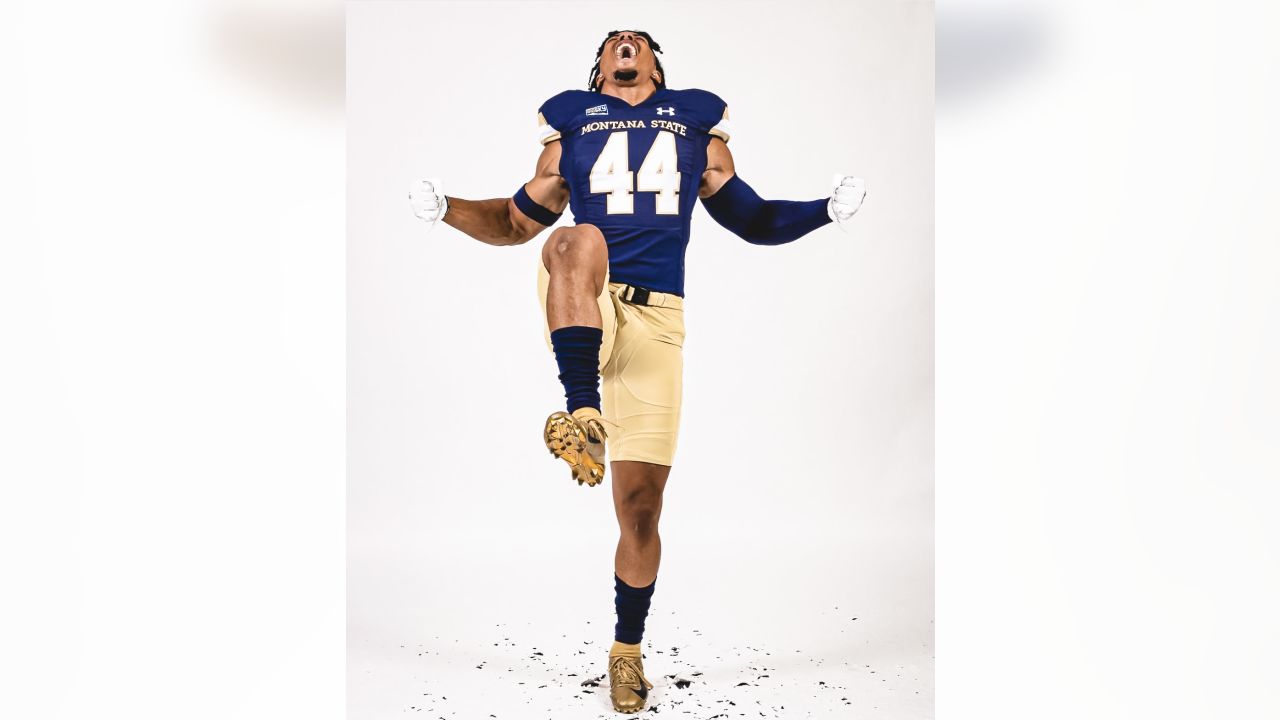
[656,107,675,116]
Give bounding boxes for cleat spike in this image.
[544,410,607,487]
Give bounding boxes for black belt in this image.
[618,284,654,306]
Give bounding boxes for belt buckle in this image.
[627,285,652,306]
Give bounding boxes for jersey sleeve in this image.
[708,105,731,142]
[682,89,732,142]
[535,90,587,146]
[535,109,561,145]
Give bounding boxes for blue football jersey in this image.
[536,88,731,296]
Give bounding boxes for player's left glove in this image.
[827,175,867,230]
[409,178,449,231]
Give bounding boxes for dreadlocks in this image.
[587,30,666,93]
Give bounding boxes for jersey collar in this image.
[598,87,670,108]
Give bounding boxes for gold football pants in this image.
[538,260,685,466]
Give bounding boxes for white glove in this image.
[409,178,449,231]
[827,175,866,230]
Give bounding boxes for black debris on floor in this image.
[384,609,928,717]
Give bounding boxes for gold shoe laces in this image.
[609,655,644,688]
[582,415,622,442]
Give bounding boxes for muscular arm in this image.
[699,136,737,199]
[442,142,570,246]
[698,138,832,245]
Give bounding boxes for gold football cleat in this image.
[607,643,653,713]
[543,407,608,486]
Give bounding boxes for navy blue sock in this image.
[550,326,603,413]
[614,574,656,644]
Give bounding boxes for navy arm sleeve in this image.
[700,175,831,246]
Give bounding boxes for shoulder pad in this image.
[536,90,595,145]
[672,88,731,142]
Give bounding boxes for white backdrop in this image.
[348,1,933,717]
[8,2,1278,720]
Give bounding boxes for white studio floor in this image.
[350,626,932,719]
[349,529,934,719]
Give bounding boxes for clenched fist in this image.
[827,175,866,230]
[409,178,449,231]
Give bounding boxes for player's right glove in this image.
[409,178,449,232]
[827,175,867,231]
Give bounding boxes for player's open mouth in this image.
[615,41,637,61]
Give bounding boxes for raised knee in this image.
[544,225,606,268]
[574,224,605,245]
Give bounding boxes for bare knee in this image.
[618,487,662,538]
[542,224,606,271]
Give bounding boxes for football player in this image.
[410,30,866,713]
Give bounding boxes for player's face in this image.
[597,32,659,89]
